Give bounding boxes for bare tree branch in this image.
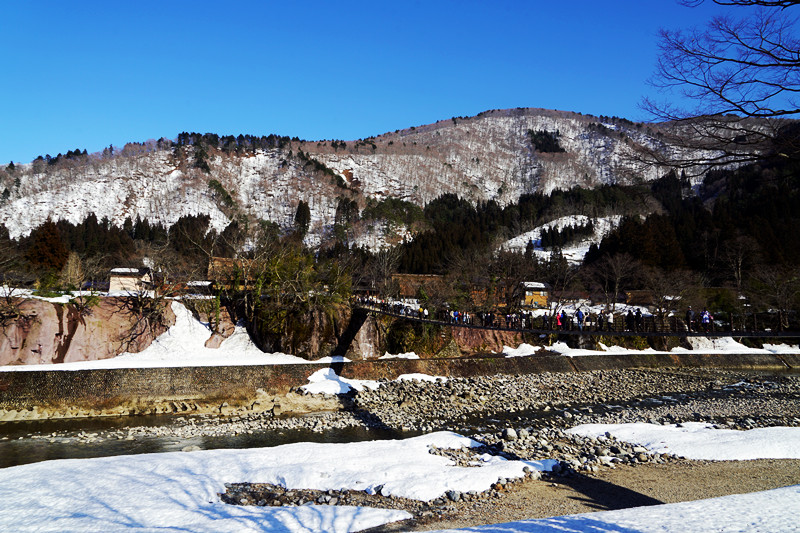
[681,1,799,9]
[641,1,800,169]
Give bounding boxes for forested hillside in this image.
[2,107,799,335]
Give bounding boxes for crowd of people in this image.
[354,296,712,334]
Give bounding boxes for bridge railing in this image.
[354,302,800,339]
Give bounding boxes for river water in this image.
[0,414,420,469]
[0,392,752,469]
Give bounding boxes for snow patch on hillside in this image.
[501,215,621,264]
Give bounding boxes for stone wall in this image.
[0,363,317,410]
[0,351,794,416]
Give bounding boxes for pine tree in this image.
[294,200,311,238]
[25,220,69,272]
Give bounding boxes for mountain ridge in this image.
[0,107,718,244]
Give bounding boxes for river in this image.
[0,413,420,469]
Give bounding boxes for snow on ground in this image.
[301,369,446,394]
[1,426,798,532]
[379,351,420,360]
[432,485,800,533]
[0,432,555,533]
[503,343,541,357]
[675,337,800,355]
[505,340,667,358]
[301,367,382,394]
[567,422,800,461]
[548,341,672,357]
[764,343,800,353]
[0,286,75,304]
[504,337,800,358]
[351,221,413,253]
[433,423,800,532]
[676,336,769,353]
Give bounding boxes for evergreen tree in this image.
[294,200,311,239]
[25,220,69,272]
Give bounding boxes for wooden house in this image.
[207,257,259,289]
[520,281,549,308]
[108,267,152,293]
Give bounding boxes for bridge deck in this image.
[356,306,800,339]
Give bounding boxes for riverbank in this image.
[1,348,798,420]
[205,367,800,531]
[2,367,799,531]
[400,458,800,531]
[3,368,799,466]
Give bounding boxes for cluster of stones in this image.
[542,377,800,431]
[350,370,702,430]
[221,453,542,522]
[478,426,684,474]
[221,482,427,511]
[347,369,800,435]
[0,400,257,422]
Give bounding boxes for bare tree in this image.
[748,264,800,329]
[57,252,106,315]
[443,247,492,311]
[542,249,581,318]
[643,266,698,324]
[587,253,640,310]
[490,249,539,310]
[642,1,800,167]
[114,242,188,352]
[0,234,26,328]
[365,247,401,297]
[720,234,761,291]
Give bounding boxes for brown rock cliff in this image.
[0,298,175,366]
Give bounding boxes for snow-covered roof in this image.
[109,267,149,275]
[521,282,547,289]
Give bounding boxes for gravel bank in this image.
[213,368,800,530]
[396,458,800,531]
[17,368,799,450]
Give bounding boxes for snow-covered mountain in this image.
[0,108,717,243]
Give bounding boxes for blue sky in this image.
[0,0,729,164]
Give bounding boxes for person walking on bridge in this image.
[701,308,713,333]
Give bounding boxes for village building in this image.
[520,281,549,308]
[108,267,152,293]
[207,257,259,290]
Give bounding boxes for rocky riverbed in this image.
[4,367,800,528]
[220,368,800,530]
[9,368,800,450]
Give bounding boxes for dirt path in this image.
[374,459,800,531]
